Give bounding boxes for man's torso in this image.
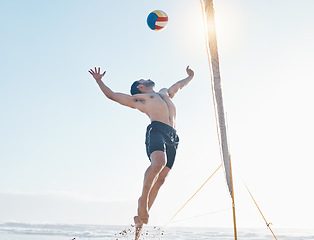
[134,88,176,128]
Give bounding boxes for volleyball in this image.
[147,10,168,31]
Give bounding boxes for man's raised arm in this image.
[89,67,137,109]
[167,66,194,99]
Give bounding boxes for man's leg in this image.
[134,165,170,240]
[137,150,166,224]
[147,166,170,210]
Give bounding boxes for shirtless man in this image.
[89,66,194,237]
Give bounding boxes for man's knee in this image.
[150,151,166,170]
[156,177,166,187]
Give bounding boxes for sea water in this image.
[0,222,313,240]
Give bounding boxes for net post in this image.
[200,1,238,239]
[229,155,237,240]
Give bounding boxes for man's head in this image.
[130,79,155,95]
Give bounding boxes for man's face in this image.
[139,79,155,87]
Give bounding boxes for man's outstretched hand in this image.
[89,67,106,81]
[186,65,194,77]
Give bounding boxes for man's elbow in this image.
[107,95,115,101]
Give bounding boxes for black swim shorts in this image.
[145,121,179,169]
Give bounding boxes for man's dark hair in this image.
[130,81,142,95]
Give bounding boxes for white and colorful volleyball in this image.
[147,10,168,31]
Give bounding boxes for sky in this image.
[1,0,314,231]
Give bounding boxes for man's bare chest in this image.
[147,94,176,116]
[138,92,175,111]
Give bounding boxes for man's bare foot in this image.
[134,216,143,228]
[134,216,143,240]
[138,197,149,224]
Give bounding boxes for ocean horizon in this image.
[0,222,313,240]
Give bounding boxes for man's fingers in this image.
[89,67,105,77]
